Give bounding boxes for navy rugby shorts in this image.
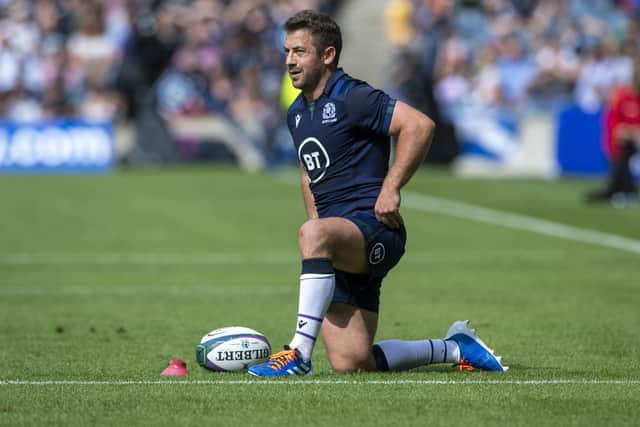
[332,210,407,313]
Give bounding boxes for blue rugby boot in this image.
[445,320,508,372]
[248,346,312,377]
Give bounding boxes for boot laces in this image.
[457,357,475,372]
[267,348,297,370]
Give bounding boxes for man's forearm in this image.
[384,119,434,191]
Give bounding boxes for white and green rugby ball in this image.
[196,326,271,372]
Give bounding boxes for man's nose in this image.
[285,51,295,66]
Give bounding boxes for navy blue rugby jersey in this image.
[287,69,396,218]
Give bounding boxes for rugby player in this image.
[249,10,506,376]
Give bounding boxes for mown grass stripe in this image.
[0,285,293,296]
[2,379,639,385]
[0,249,625,265]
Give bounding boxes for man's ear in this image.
[323,46,337,66]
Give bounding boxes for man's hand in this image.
[375,186,404,229]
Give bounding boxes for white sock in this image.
[372,339,460,371]
[288,258,335,361]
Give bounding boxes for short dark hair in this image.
[284,10,342,67]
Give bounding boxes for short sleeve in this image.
[344,83,396,135]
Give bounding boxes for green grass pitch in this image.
[0,167,638,426]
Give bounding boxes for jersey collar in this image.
[300,68,346,107]
[321,68,346,97]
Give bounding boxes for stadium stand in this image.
[384,0,640,174]
[0,0,638,174]
[0,0,342,168]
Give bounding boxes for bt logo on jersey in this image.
[298,137,330,184]
[302,152,321,170]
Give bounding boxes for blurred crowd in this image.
[386,0,640,117]
[2,0,639,166]
[1,0,125,122]
[0,0,341,162]
[383,0,640,165]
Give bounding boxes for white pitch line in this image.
[1,379,639,386]
[275,173,640,255]
[403,191,640,255]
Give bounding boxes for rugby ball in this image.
[196,326,271,372]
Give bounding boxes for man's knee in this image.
[299,219,330,255]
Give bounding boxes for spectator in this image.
[385,0,414,47]
[586,57,640,205]
[494,32,538,109]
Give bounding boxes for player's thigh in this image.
[321,302,378,372]
[300,217,367,273]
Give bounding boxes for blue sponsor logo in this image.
[0,121,113,173]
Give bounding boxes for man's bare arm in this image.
[375,100,435,228]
